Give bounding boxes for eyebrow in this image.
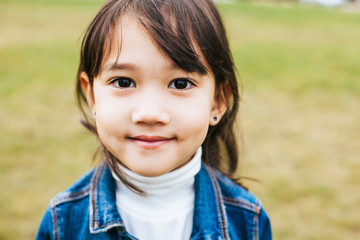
[104,62,137,72]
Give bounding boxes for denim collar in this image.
[191,164,229,240]
[89,163,124,234]
[89,163,229,239]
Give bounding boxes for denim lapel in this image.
[191,164,230,240]
[88,162,230,239]
[89,162,124,234]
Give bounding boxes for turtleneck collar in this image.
[115,147,202,192]
[111,147,202,217]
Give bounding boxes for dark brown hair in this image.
[76,0,241,192]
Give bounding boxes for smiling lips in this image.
[128,135,175,149]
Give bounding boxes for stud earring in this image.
[213,116,218,122]
[93,110,96,117]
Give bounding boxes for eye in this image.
[111,77,135,88]
[169,78,194,90]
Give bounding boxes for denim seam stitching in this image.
[51,187,90,207]
[91,163,103,229]
[253,203,259,240]
[51,206,59,240]
[223,197,261,214]
[98,220,123,228]
[205,165,230,240]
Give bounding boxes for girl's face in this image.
[81,15,226,177]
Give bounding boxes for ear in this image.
[209,84,228,126]
[80,72,95,111]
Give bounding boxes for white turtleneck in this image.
[111,147,202,240]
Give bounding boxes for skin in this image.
[80,15,227,177]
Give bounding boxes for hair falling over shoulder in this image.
[75,0,242,192]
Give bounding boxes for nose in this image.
[131,92,170,125]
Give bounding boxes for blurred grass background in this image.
[0,0,359,239]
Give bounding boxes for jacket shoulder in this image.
[37,168,97,240]
[210,168,262,214]
[205,166,272,239]
[49,167,96,207]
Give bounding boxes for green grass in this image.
[219,3,360,93]
[1,0,359,239]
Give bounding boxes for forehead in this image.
[99,15,174,73]
[99,12,209,76]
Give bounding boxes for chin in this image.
[133,169,167,177]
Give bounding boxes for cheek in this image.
[94,87,127,122]
[175,100,212,140]
[94,106,128,157]
[182,93,213,121]
[94,97,129,138]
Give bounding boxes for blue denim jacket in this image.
[36,163,272,240]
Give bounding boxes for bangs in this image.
[100,1,209,77]
[81,0,230,80]
[133,1,208,75]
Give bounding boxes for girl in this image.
[37,0,272,239]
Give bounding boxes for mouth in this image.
[128,135,175,149]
